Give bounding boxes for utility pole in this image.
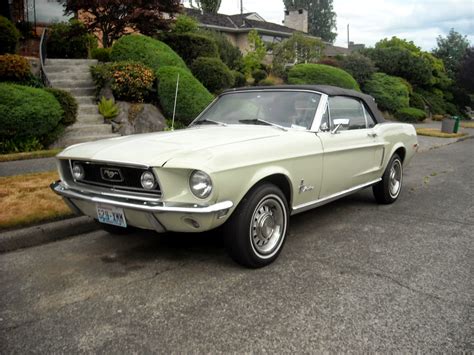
[240,0,243,15]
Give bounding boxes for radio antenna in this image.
[171,73,180,131]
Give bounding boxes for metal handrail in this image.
[39,28,51,87]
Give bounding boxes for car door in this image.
[317,96,384,198]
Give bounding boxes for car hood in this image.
[58,125,283,167]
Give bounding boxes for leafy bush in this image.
[111,35,188,74]
[252,69,267,83]
[0,137,43,154]
[156,66,214,126]
[46,20,97,59]
[91,61,155,102]
[0,16,20,55]
[160,33,219,66]
[45,88,77,125]
[259,78,276,86]
[171,15,199,34]
[414,88,447,115]
[98,96,119,119]
[91,47,112,62]
[232,70,246,87]
[0,83,63,150]
[394,107,427,122]
[340,53,376,86]
[191,57,234,94]
[288,64,360,90]
[243,29,266,76]
[318,57,340,67]
[409,92,425,110]
[0,54,31,82]
[364,73,410,112]
[199,30,243,70]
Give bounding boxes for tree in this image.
[189,0,221,13]
[433,29,470,80]
[63,0,182,48]
[283,0,337,43]
[242,30,266,76]
[458,47,474,92]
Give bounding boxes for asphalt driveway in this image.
[0,138,472,352]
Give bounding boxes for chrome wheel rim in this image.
[249,194,287,259]
[389,159,402,198]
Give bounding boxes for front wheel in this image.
[224,183,289,268]
[373,154,403,204]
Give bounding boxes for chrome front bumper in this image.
[51,181,233,214]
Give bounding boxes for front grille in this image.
[70,160,161,195]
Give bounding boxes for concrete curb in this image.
[0,216,99,253]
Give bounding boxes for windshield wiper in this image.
[194,119,227,126]
[239,118,287,131]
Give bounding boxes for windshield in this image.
[194,91,321,130]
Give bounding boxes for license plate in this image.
[96,204,127,228]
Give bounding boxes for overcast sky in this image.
[185,0,473,50]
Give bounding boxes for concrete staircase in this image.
[44,59,120,147]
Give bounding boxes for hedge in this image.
[364,73,410,113]
[0,16,20,55]
[394,107,427,123]
[111,35,188,74]
[288,64,360,91]
[160,33,219,66]
[45,88,78,125]
[46,20,97,59]
[0,83,63,142]
[191,57,234,94]
[156,66,214,126]
[91,47,112,62]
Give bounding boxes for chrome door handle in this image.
[368,132,377,138]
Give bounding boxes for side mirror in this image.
[331,118,350,134]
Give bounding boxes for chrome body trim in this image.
[51,181,233,214]
[291,178,382,215]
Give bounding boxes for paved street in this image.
[0,139,473,352]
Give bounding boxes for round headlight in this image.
[72,163,85,180]
[189,170,212,199]
[140,171,156,190]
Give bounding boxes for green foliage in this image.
[252,69,267,83]
[317,57,340,67]
[394,107,427,123]
[199,30,243,70]
[160,33,219,66]
[45,88,78,125]
[191,57,234,94]
[243,30,267,76]
[110,35,188,74]
[339,52,376,86]
[258,78,276,86]
[288,63,360,90]
[272,32,324,76]
[189,0,222,13]
[0,15,20,54]
[171,15,199,34]
[0,54,31,82]
[232,70,246,87]
[156,66,214,126]
[283,0,337,43]
[457,47,473,92]
[364,73,410,113]
[409,92,425,110]
[0,84,63,149]
[91,61,156,102]
[98,96,119,119]
[414,88,448,115]
[90,47,112,62]
[375,37,421,53]
[46,20,97,59]
[433,29,470,80]
[0,137,43,154]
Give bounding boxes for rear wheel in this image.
[373,154,403,204]
[224,183,289,268]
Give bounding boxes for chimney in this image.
[283,9,308,33]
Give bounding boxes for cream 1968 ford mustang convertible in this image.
[51,85,418,268]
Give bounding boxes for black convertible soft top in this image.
[225,85,386,124]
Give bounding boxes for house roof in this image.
[184,8,297,36]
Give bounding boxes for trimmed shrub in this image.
[111,35,188,74]
[0,83,63,145]
[46,20,97,59]
[232,70,246,87]
[0,54,31,82]
[288,64,360,90]
[410,92,425,110]
[252,69,267,83]
[340,53,376,86]
[171,15,199,34]
[45,88,78,125]
[0,16,20,55]
[91,47,112,62]
[394,107,427,123]
[92,61,155,102]
[160,33,218,66]
[364,73,409,112]
[156,66,214,126]
[191,57,234,94]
